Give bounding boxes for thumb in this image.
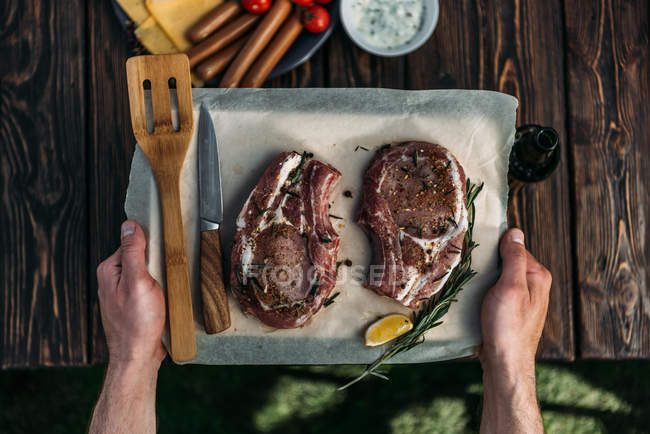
[119,220,147,285]
[497,228,528,290]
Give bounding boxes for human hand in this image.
[479,228,551,376]
[96,220,167,370]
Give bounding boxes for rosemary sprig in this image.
[446,217,458,228]
[309,278,320,297]
[324,292,340,307]
[432,271,449,282]
[289,151,307,185]
[404,224,423,238]
[338,179,484,390]
[253,200,270,216]
[281,188,300,198]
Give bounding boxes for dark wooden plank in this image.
[87,0,135,363]
[327,28,405,88]
[565,0,649,358]
[406,0,575,360]
[0,0,88,367]
[268,50,325,87]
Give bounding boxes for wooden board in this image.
[406,0,575,360]
[87,0,136,363]
[0,0,88,367]
[327,30,405,88]
[565,0,650,358]
[268,49,326,88]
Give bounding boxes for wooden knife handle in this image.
[200,228,231,333]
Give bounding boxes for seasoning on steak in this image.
[230,152,342,328]
[356,141,468,309]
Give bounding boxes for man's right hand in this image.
[480,227,552,374]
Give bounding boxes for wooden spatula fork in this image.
[126,54,196,362]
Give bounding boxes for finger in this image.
[119,220,148,288]
[497,228,528,290]
[97,248,122,295]
[525,250,552,306]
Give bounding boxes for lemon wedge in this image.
[364,314,413,347]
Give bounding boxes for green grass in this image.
[1,361,648,433]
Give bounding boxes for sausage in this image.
[187,14,260,68]
[240,12,303,88]
[186,1,243,43]
[195,35,251,81]
[219,0,293,88]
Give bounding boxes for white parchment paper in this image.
[125,88,518,365]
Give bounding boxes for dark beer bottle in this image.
[509,124,560,182]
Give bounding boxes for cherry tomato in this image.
[303,5,330,33]
[291,0,314,5]
[315,0,332,3]
[241,0,271,14]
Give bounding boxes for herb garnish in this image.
[234,265,245,287]
[433,271,449,282]
[446,217,458,228]
[309,278,320,297]
[355,146,369,152]
[289,151,307,185]
[405,224,423,238]
[324,292,340,307]
[319,235,332,243]
[412,151,418,167]
[253,200,269,216]
[329,214,343,220]
[338,180,483,390]
[249,276,264,293]
[281,188,300,198]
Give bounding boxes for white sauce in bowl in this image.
[350,0,424,49]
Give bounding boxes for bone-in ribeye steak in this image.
[230,152,341,328]
[357,142,468,309]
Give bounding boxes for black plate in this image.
[111,0,339,86]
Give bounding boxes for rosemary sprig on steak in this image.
[339,179,483,390]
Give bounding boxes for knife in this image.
[198,104,231,333]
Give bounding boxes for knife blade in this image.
[198,104,223,230]
[198,105,231,333]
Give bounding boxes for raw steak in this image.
[356,142,468,309]
[230,152,342,328]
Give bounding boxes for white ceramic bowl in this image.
[340,0,439,57]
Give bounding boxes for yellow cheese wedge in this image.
[134,16,178,54]
[133,16,205,87]
[145,0,223,52]
[117,0,150,26]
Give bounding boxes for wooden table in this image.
[1,0,648,368]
